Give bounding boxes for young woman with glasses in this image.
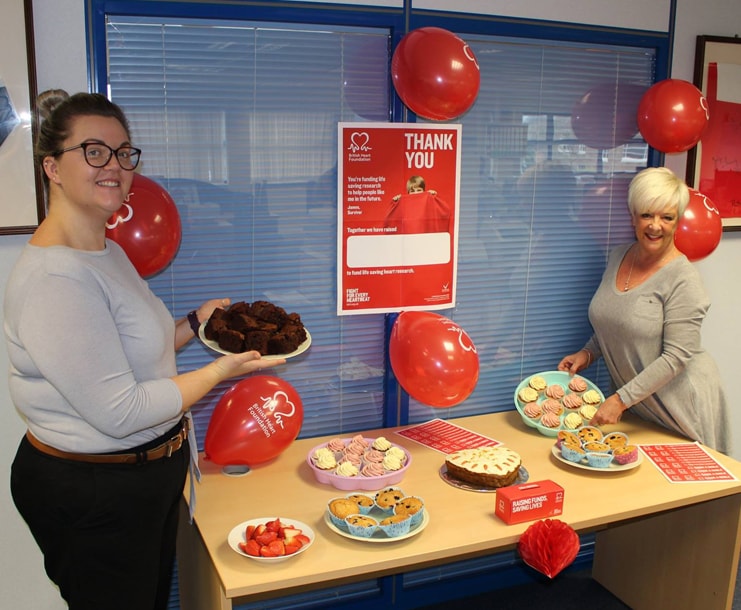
[4,90,285,610]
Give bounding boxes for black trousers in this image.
[10,424,189,610]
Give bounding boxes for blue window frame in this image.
[86,0,668,449]
[85,3,670,609]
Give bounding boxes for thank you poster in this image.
[337,123,461,315]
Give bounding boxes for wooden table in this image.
[176,412,741,610]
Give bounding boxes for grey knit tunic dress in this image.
[583,243,731,454]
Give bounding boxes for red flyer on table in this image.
[396,419,500,454]
[640,442,737,483]
[337,123,461,315]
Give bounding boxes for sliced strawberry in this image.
[280,527,302,541]
[245,524,257,540]
[284,543,301,555]
[295,534,311,546]
[243,539,261,557]
[255,530,278,546]
[260,545,278,557]
[267,539,286,556]
[252,524,267,539]
[265,518,282,533]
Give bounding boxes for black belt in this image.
[25,418,189,464]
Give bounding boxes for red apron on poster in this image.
[337,123,461,315]
[698,62,741,218]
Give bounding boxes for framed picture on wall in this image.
[686,35,741,232]
[0,0,44,234]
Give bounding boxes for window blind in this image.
[407,37,653,422]
[98,8,661,610]
[105,13,656,443]
[106,17,392,443]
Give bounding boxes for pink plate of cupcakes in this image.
[306,435,412,491]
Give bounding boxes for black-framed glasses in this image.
[53,142,142,171]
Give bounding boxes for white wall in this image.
[2,1,740,608]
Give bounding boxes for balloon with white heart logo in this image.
[205,376,304,466]
[389,311,479,407]
[105,173,182,277]
[391,27,480,121]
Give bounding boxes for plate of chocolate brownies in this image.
[198,300,311,360]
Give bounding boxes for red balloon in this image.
[518,519,580,579]
[106,174,182,277]
[205,376,304,466]
[571,82,645,149]
[391,27,480,121]
[674,189,722,262]
[637,79,710,153]
[389,311,479,408]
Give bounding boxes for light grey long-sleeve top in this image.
[4,240,183,453]
[583,243,731,454]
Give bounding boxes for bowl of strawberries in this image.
[228,517,314,561]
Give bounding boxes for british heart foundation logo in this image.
[348,131,372,161]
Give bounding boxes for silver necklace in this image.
[623,248,637,292]
[623,246,671,292]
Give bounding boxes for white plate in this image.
[227,517,315,561]
[323,509,429,543]
[438,464,529,493]
[550,445,642,472]
[199,321,311,360]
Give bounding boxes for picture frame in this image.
[686,35,741,232]
[0,0,44,235]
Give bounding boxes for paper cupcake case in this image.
[325,489,425,540]
[554,429,640,469]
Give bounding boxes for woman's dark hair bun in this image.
[36,89,70,123]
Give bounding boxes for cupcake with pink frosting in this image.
[326,437,345,452]
[541,398,563,415]
[364,449,386,463]
[340,452,362,467]
[344,440,366,461]
[568,377,588,393]
[523,402,542,418]
[361,462,385,477]
[562,393,583,409]
[540,411,561,428]
[545,384,565,400]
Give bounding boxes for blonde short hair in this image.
[627,167,690,217]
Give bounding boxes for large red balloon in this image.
[637,79,710,153]
[674,189,722,262]
[391,27,480,121]
[571,82,645,149]
[106,174,182,277]
[389,311,479,408]
[205,376,304,466]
